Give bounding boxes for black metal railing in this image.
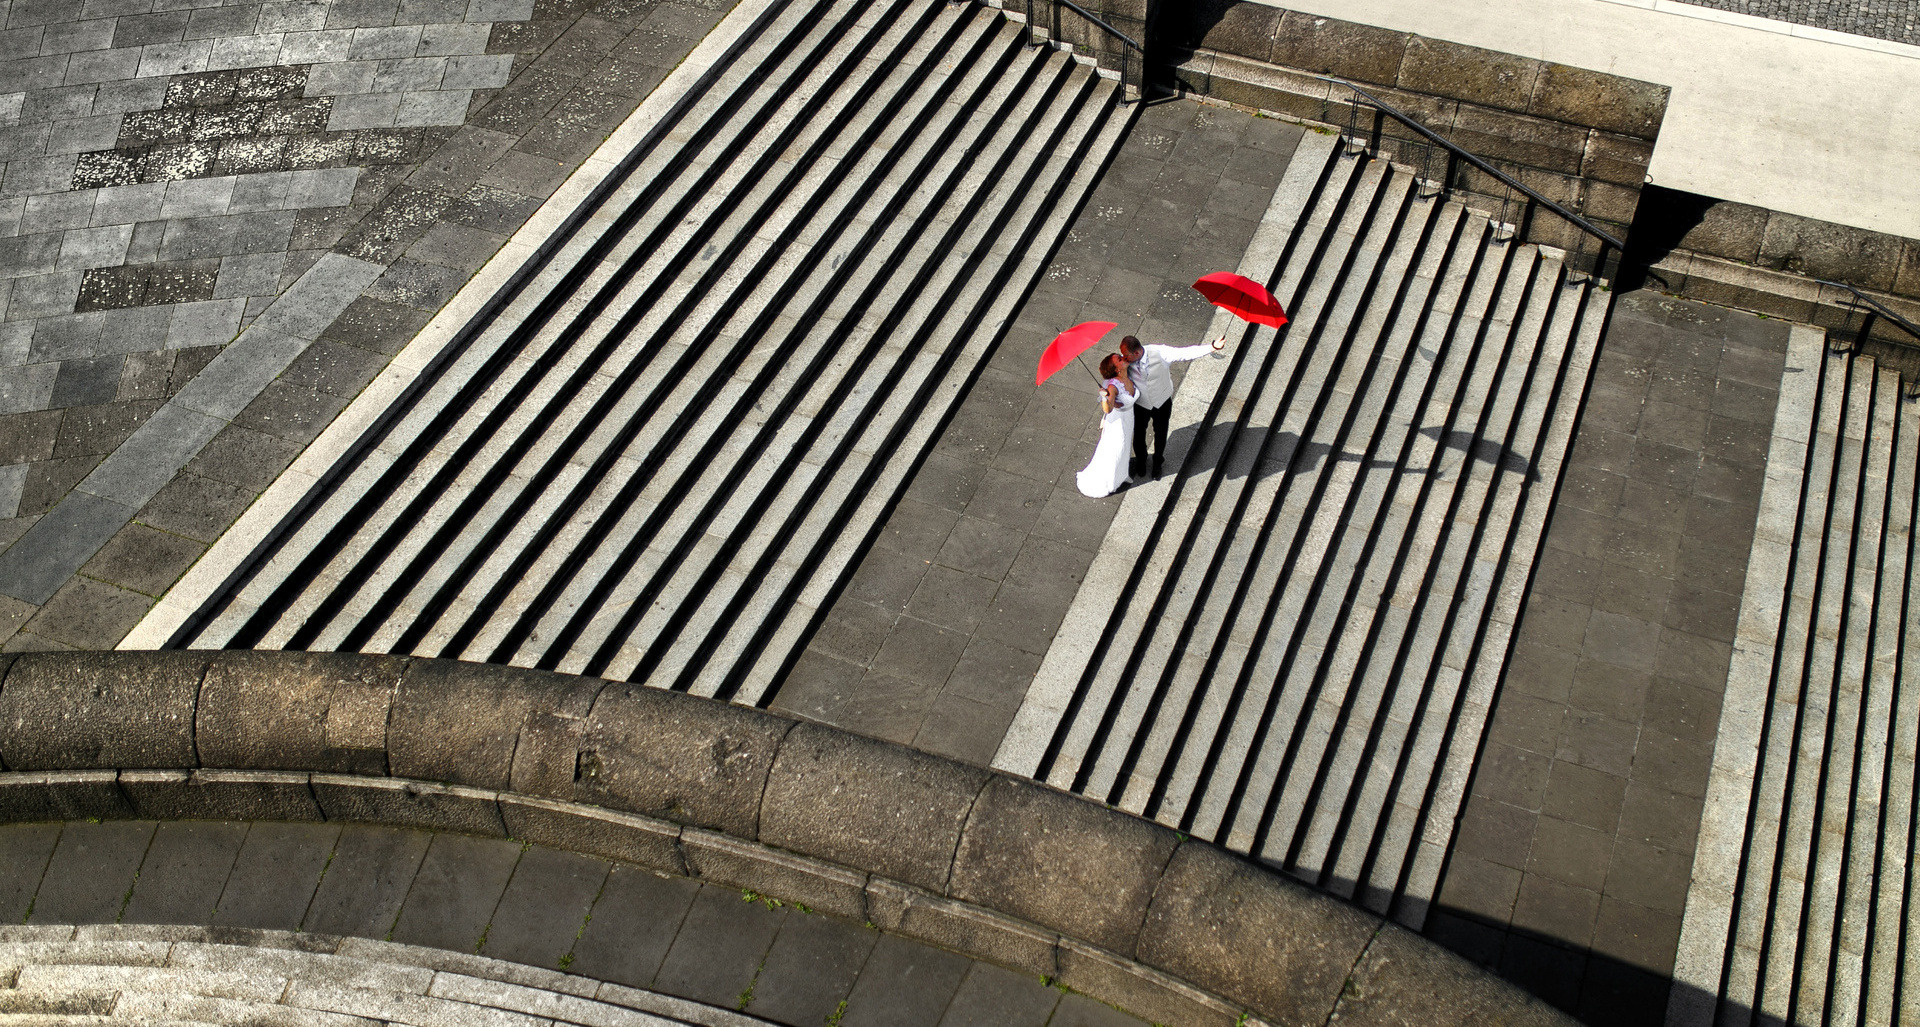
[1318,76,1625,283]
[1022,0,1143,97]
[1818,278,1920,372]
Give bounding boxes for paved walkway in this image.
[0,819,1143,1027]
[0,0,725,649]
[1430,291,1790,1025]
[769,98,1303,766]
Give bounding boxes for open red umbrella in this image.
[1035,320,1117,386]
[1194,272,1287,329]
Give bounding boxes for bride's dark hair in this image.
[1099,353,1125,380]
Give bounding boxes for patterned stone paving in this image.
[1674,0,1919,45]
[0,0,729,649]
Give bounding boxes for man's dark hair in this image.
[1120,335,1142,357]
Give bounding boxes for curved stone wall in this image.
[0,651,1574,1027]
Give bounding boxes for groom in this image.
[1121,333,1225,478]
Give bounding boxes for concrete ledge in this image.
[0,652,1578,1027]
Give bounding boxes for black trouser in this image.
[1131,399,1171,474]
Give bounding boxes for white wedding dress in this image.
[1075,378,1136,498]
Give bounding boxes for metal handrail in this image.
[1052,0,1142,51]
[1022,0,1143,96]
[1817,278,1920,347]
[1317,76,1625,254]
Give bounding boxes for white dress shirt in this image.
[1128,342,1216,410]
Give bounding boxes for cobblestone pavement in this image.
[0,0,727,650]
[1675,0,1920,45]
[769,99,1304,767]
[0,819,1145,1027]
[1429,292,1791,1026]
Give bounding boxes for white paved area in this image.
[1252,0,1920,238]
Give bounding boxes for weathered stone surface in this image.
[1446,103,1587,176]
[1581,131,1653,188]
[1161,0,1280,61]
[1397,36,1540,113]
[0,652,208,770]
[497,793,685,875]
[0,770,133,820]
[1271,11,1408,86]
[1328,923,1580,1025]
[759,724,988,895]
[1529,63,1667,140]
[196,651,408,774]
[1055,938,1240,1027]
[682,827,871,921]
[575,684,793,839]
[387,659,600,790]
[119,768,322,822]
[867,878,1061,978]
[949,777,1176,958]
[1137,841,1376,1027]
[1758,211,1905,291]
[310,774,506,836]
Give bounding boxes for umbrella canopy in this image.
[1036,320,1117,386]
[1193,272,1288,329]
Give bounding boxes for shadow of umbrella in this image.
[1163,422,1536,484]
[1407,425,1536,481]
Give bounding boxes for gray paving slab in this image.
[388,831,520,952]
[745,910,879,1026]
[28,820,154,925]
[0,822,60,923]
[211,821,339,930]
[936,961,1063,1027]
[0,0,721,649]
[477,845,607,970]
[301,823,430,938]
[837,932,972,1027]
[119,820,247,925]
[566,864,700,989]
[651,883,787,1010]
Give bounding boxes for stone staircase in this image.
[0,927,768,1027]
[163,0,1129,702]
[1672,334,1918,1027]
[996,138,1611,928]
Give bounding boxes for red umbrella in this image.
[1035,320,1117,386]
[1194,272,1288,329]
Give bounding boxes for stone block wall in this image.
[1631,185,1920,357]
[1153,2,1669,261]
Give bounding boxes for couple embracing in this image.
[1075,333,1227,499]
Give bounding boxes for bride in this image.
[1075,354,1137,498]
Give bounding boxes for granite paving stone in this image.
[650,883,787,1009]
[302,824,431,938]
[119,820,248,925]
[212,822,340,931]
[0,0,710,643]
[388,832,521,951]
[744,910,879,1026]
[479,846,608,970]
[566,864,699,989]
[28,820,156,925]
